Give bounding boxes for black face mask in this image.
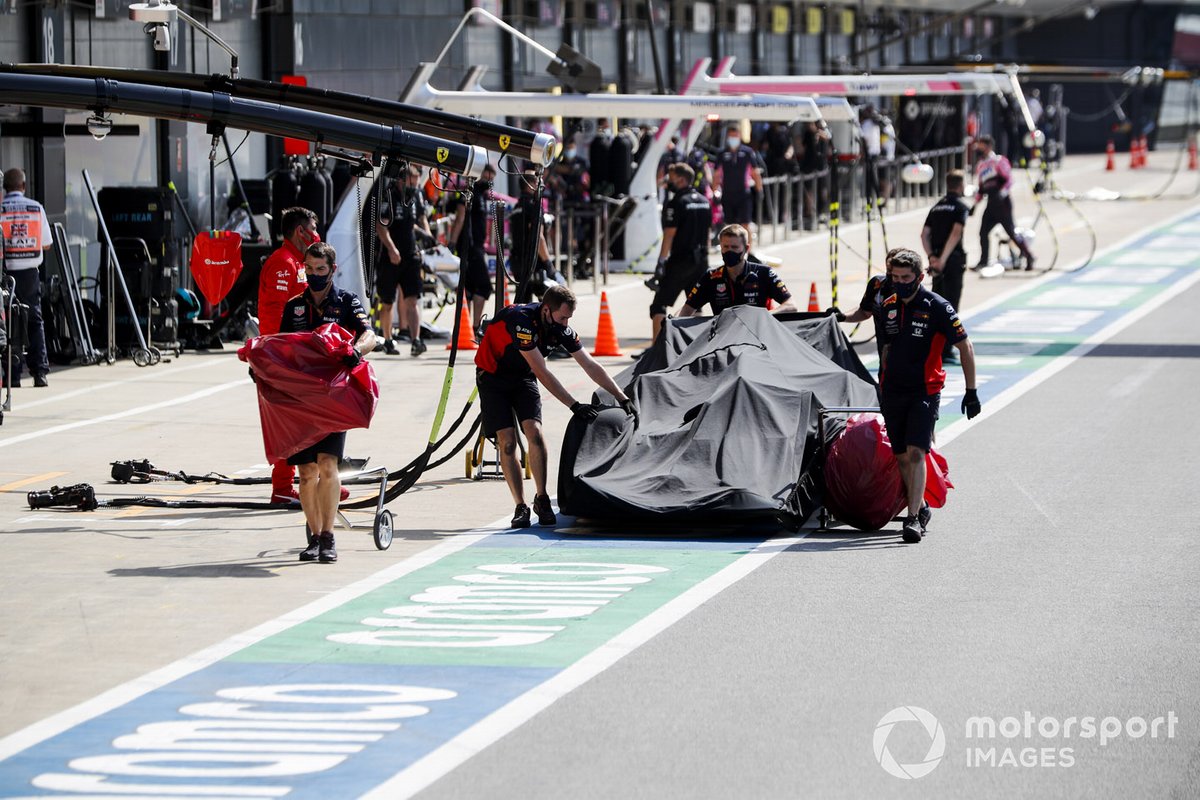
[722,250,745,268]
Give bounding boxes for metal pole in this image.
[566,209,575,287]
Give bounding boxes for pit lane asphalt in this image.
[0,152,1196,798]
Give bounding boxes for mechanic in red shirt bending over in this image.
[475,285,636,529]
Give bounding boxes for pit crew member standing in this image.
[259,206,316,504]
[921,169,971,363]
[448,164,497,336]
[715,124,764,246]
[973,134,1035,270]
[0,168,52,388]
[877,248,981,544]
[475,285,635,529]
[278,241,377,563]
[376,164,432,356]
[648,163,712,341]
[679,224,795,317]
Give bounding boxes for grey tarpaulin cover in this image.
[558,306,878,526]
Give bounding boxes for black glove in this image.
[342,349,363,369]
[826,306,846,322]
[961,388,981,420]
[570,401,601,423]
[968,204,978,217]
[247,366,257,383]
[619,398,639,429]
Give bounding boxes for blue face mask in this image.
[307,273,331,291]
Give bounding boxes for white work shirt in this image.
[1,190,52,271]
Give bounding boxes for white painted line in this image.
[0,379,250,450]
[0,527,498,760]
[12,358,229,411]
[362,533,810,800]
[938,264,1200,447]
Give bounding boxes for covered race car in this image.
[558,306,878,526]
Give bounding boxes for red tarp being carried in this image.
[237,323,379,463]
[823,414,953,531]
[190,230,243,305]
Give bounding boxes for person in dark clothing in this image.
[648,163,712,341]
[508,170,557,304]
[715,124,764,245]
[679,224,795,317]
[922,169,971,363]
[376,164,433,356]
[448,164,497,334]
[278,241,378,563]
[876,248,980,544]
[475,284,635,528]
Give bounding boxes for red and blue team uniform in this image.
[475,302,582,436]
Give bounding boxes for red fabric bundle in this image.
[823,414,954,531]
[237,324,379,463]
[189,231,243,305]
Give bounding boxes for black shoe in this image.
[918,504,932,530]
[902,515,924,544]
[511,503,531,528]
[532,494,556,526]
[318,532,338,563]
[383,338,398,355]
[410,338,427,357]
[33,374,48,387]
[299,535,321,562]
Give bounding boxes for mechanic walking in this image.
[973,134,1035,270]
[877,248,981,543]
[648,163,712,341]
[0,168,52,388]
[278,241,377,563]
[448,164,497,336]
[475,284,635,529]
[376,164,432,356]
[678,224,796,317]
[921,169,971,363]
[259,207,315,504]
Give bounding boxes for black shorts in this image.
[463,247,493,300]
[721,195,753,225]
[287,431,348,466]
[376,256,424,302]
[651,261,705,316]
[880,391,940,454]
[477,368,541,438]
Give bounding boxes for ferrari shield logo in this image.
[499,135,511,150]
[436,147,449,164]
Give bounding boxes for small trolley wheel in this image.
[304,523,316,546]
[373,510,394,550]
[148,347,162,366]
[132,348,153,367]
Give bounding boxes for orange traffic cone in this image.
[1105,140,1115,171]
[806,281,820,312]
[1139,135,1149,168]
[1129,137,1140,169]
[1189,137,1198,171]
[591,291,623,357]
[446,302,477,351]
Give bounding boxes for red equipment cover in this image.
[823,414,954,531]
[190,231,243,305]
[237,324,379,463]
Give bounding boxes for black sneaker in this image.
[383,338,398,355]
[299,535,321,562]
[511,503,531,528]
[410,338,427,357]
[918,503,932,530]
[33,374,49,388]
[532,494,556,526]
[318,532,338,563]
[902,515,924,544]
